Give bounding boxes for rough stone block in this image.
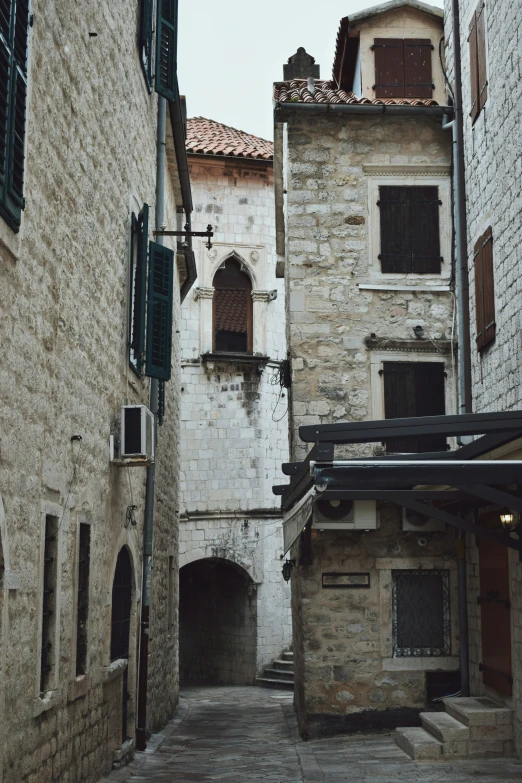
[395,727,442,761]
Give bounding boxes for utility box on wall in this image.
[312,498,379,530]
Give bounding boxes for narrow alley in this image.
[99,687,522,783]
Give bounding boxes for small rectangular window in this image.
[40,515,58,694]
[75,523,91,676]
[379,186,442,274]
[0,0,30,232]
[129,205,149,375]
[392,569,451,657]
[374,38,433,99]
[468,2,487,122]
[382,362,446,453]
[474,226,495,351]
[139,0,153,90]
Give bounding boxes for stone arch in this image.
[210,248,259,290]
[179,557,258,685]
[179,550,257,584]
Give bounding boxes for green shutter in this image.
[145,241,174,381]
[0,0,30,231]
[155,0,178,102]
[139,0,153,90]
[129,204,149,376]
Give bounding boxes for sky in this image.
[178,0,443,143]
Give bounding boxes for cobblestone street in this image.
[99,687,522,783]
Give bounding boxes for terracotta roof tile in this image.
[186,117,273,161]
[273,79,439,107]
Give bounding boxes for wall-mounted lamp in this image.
[282,559,296,582]
[500,510,519,532]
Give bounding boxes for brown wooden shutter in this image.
[379,186,412,272]
[374,39,404,98]
[404,39,433,98]
[481,227,495,347]
[468,11,479,122]
[476,2,488,111]
[474,234,485,349]
[411,186,441,273]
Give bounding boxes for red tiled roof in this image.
[186,117,273,160]
[214,289,248,334]
[274,79,439,107]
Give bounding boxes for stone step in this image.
[256,677,294,690]
[421,711,469,743]
[263,668,294,681]
[273,659,294,670]
[443,697,513,729]
[395,727,442,761]
[282,652,293,661]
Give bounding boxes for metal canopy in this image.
[275,411,522,551]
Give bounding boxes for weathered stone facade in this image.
[0,2,186,781]
[275,2,462,738]
[444,0,522,756]
[178,146,291,680]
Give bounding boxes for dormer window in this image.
[373,38,434,99]
[213,258,253,354]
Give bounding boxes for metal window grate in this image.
[40,516,58,693]
[392,569,450,657]
[75,524,91,676]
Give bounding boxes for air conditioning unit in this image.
[120,405,155,463]
[402,507,445,532]
[312,498,379,530]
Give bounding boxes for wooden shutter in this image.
[476,2,488,112]
[474,227,495,350]
[474,234,485,349]
[0,30,10,191]
[404,39,433,98]
[155,0,178,102]
[373,39,404,98]
[383,362,445,452]
[379,186,412,272]
[146,242,174,381]
[139,0,153,89]
[468,11,479,122]
[129,205,149,375]
[411,186,442,273]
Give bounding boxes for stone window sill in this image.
[201,352,269,369]
[33,689,59,717]
[102,658,127,683]
[67,674,90,702]
[383,656,459,671]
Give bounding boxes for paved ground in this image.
[99,686,522,782]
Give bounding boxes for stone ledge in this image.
[33,689,60,717]
[67,674,90,702]
[383,657,460,671]
[102,658,128,683]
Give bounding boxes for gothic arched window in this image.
[213,259,252,353]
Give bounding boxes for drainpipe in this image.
[136,95,167,751]
[448,0,471,697]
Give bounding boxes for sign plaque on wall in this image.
[322,572,371,589]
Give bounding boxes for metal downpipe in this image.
[137,96,167,750]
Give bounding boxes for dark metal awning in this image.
[274,411,522,552]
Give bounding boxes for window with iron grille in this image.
[378,186,442,274]
[40,515,58,693]
[0,0,31,232]
[373,38,433,99]
[75,523,90,676]
[392,569,451,657]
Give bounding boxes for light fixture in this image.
[500,509,518,532]
[282,559,296,582]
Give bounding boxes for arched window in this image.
[213,258,252,353]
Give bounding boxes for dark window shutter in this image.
[404,39,433,98]
[139,0,153,90]
[468,11,479,122]
[379,186,412,272]
[0,0,29,230]
[155,0,178,102]
[383,362,446,453]
[373,39,404,98]
[474,234,485,350]
[129,204,149,375]
[146,241,174,381]
[411,186,441,273]
[476,2,488,112]
[481,227,495,348]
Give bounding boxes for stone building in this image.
[442,0,522,757]
[177,118,292,686]
[273,0,462,739]
[0,1,191,781]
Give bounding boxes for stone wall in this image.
[0,2,182,780]
[444,0,522,755]
[178,155,292,676]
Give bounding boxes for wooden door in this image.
[478,520,512,697]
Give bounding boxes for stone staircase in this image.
[256,650,294,690]
[395,697,513,761]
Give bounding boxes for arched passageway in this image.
[179,559,257,685]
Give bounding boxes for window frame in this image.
[128,205,149,377]
[392,569,451,657]
[367,173,451,281]
[212,258,253,355]
[468,0,488,124]
[373,37,434,100]
[139,0,154,92]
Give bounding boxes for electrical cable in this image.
[439,36,455,103]
[57,436,83,533]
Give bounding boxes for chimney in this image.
[283,47,320,80]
